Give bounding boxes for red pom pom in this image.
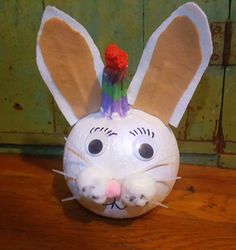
[105,44,128,70]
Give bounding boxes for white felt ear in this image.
[127,2,212,127]
[36,6,104,126]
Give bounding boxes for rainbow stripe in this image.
[101,68,130,118]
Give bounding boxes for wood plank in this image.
[0,145,63,156]
[44,0,143,135]
[0,1,55,135]
[231,0,236,22]
[0,154,236,249]
[229,1,236,64]
[221,66,236,147]
[219,66,236,168]
[182,67,223,142]
[218,1,236,167]
[180,153,218,166]
[144,0,228,28]
[229,23,236,65]
[220,154,236,169]
[0,132,64,145]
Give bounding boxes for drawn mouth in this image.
[103,198,127,210]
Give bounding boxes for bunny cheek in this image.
[77,167,109,204]
[121,174,157,207]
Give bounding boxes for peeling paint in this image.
[218,124,226,153]
[209,22,225,65]
[196,105,202,110]
[212,119,226,153]
[13,103,23,111]
[212,119,219,152]
[184,109,190,140]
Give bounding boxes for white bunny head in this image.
[36,2,212,218]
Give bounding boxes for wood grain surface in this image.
[0,154,236,249]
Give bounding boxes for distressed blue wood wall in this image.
[0,0,235,168]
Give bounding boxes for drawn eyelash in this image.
[137,128,143,134]
[141,127,146,134]
[133,129,138,135]
[90,127,117,136]
[129,131,136,136]
[129,127,155,138]
[108,132,118,137]
[90,127,95,133]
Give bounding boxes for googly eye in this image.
[138,143,154,159]
[133,136,156,161]
[85,132,108,156]
[88,139,103,154]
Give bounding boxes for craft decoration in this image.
[102,44,129,118]
[36,2,212,219]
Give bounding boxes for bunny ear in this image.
[36,6,103,126]
[127,3,212,127]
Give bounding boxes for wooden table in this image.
[0,154,236,249]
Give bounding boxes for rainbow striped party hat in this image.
[101,44,130,118]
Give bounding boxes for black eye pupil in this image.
[88,139,103,154]
[138,143,154,159]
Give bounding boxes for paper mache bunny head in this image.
[36,2,212,218]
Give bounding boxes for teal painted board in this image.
[144,0,228,29]
[220,154,236,169]
[219,1,236,167]
[0,0,234,169]
[229,1,236,64]
[221,66,236,152]
[173,66,224,156]
[184,66,223,142]
[0,132,64,146]
[231,0,236,21]
[0,0,55,135]
[44,0,144,135]
[174,66,223,144]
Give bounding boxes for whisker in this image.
[129,131,136,136]
[151,132,155,138]
[52,169,76,179]
[95,127,100,132]
[155,154,177,164]
[154,202,168,208]
[140,154,178,173]
[143,163,170,172]
[90,127,95,133]
[61,196,77,202]
[66,146,91,166]
[155,181,171,190]
[156,176,181,182]
[65,143,99,170]
[64,137,68,141]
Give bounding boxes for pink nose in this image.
[106,180,121,198]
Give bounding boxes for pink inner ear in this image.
[39,18,101,120]
[133,16,202,125]
[106,180,121,198]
